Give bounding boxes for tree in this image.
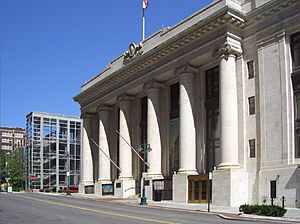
[0,150,7,184]
[0,149,25,191]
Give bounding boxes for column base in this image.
[144,173,164,201]
[172,173,189,203]
[217,163,240,169]
[94,179,112,195]
[79,180,94,194]
[114,178,136,198]
[212,168,248,207]
[177,169,198,175]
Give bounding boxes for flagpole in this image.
[142,7,145,41]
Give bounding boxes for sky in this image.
[0,0,213,128]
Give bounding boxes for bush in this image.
[239,204,287,217]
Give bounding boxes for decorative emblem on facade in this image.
[124,42,143,60]
[216,43,242,60]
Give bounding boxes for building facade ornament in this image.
[116,94,135,103]
[124,42,143,60]
[81,112,96,119]
[143,80,164,90]
[216,43,242,60]
[175,63,199,76]
[96,105,113,113]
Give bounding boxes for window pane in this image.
[249,139,255,158]
[248,96,255,115]
[247,61,254,79]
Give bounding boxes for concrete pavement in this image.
[69,193,300,223]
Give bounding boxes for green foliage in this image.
[239,204,287,217]
[0,150,7,182]
[0,149,25,191]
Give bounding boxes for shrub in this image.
[239,204,287,217]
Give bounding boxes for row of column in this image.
[80,43,241,187]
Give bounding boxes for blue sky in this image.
[0,0,212,128]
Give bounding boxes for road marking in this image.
[14,194,180,224]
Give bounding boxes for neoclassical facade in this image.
[74,0,300,207]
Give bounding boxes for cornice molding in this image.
[96,105,113,113]
[175,63,199,76]
[143,80,164,90]
[81,112,96,119]
[74,9,245,107]
[245,0,298,26]
[116,94,135,103]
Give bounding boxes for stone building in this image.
[0,127,25,153]
[74,0,300,207]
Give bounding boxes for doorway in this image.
[188,175,211,203]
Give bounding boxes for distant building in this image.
[24,112,82,192]
[74,0,300,207]
[0,127,25,153]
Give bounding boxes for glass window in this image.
[249,139,255,158]
[248,96,255,115]
[170,83,179,119]
[140,96,147,144]
[247,61,254,79]
[291,32,300,70]
[270,180,276,198]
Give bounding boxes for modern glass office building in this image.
[25,112,82,192]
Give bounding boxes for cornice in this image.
[143,80,164,90]
[96,105,113,113]
[245,0,298,27]
[81,112,96,119]
[74,8,245,107]
[116,94,135,103]
[175,63,199,76]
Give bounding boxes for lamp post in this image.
[66,150,71,196]
[5,161,8,192]
[139,143,150,205]
[207,172,212,212]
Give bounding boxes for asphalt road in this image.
[0,192,276,224]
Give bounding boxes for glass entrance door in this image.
[188,175,210,203]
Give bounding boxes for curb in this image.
[42,193,300,223]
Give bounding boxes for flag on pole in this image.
[143,0,148,9]
[142,0,148,40]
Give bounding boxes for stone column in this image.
[173,63,198,203]
[217,43,240,169]
[177,63,198,175]
[97,106,112,183]
[115,94,135,198]
[80,113,94,192]
[212,42,248,207]
[143,81,163,178]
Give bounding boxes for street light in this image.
[139,143,150,205]
[65,150,71,196]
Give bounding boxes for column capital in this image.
[96,105,113,113]
[81,112,96,119]
[216,43,242,60]
[117,94,135,103]
[143,80,164,90]
[175,63,199,76]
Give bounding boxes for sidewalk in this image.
[69,193,300,223]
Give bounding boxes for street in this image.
[0,192,278,224]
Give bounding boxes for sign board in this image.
[7,187,12,193]
[153,180,164,190]
[102,184,114,195]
